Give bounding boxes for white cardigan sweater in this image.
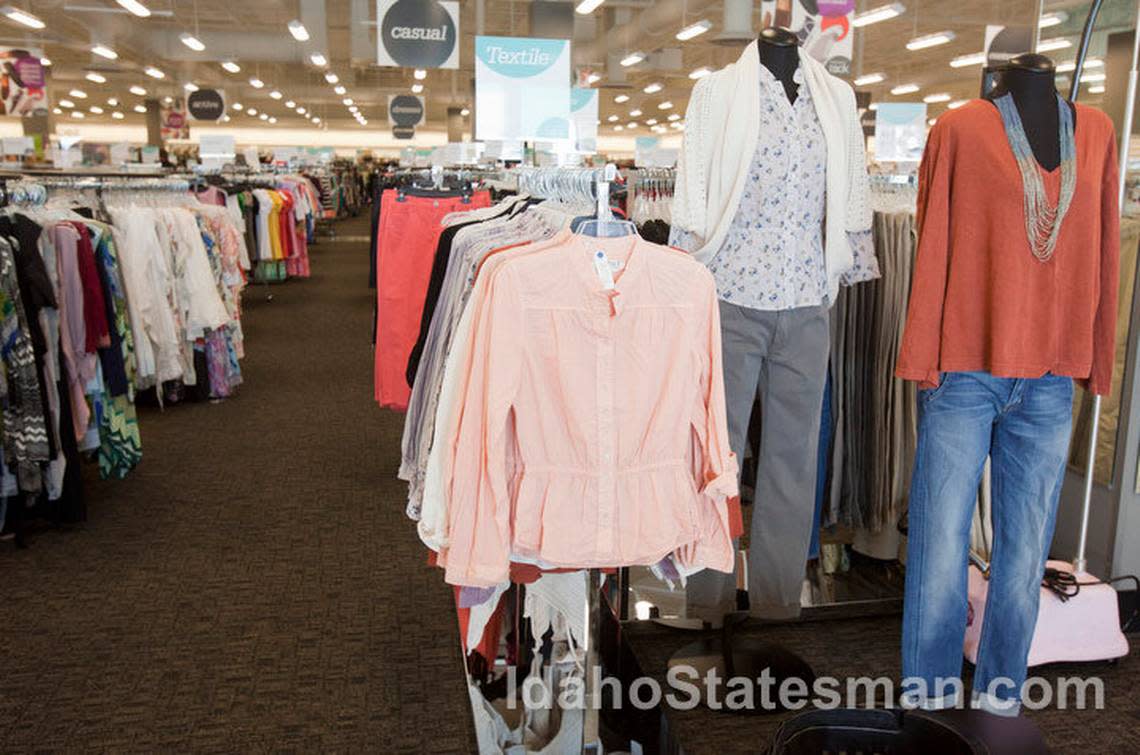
[672,42,873,305]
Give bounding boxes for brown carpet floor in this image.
[0,214,477,752]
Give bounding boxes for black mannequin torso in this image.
[758,27,800,104]
[986,53,1075,172]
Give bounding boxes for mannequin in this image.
[758,26,800,103]
[986,53,1074,171]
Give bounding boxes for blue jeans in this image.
[901,371,1073,716]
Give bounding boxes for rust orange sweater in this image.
[896,100,1120,395]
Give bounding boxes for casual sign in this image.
[474,36,570,141]
[388,94,425,128]
[377,0,459,69]
[188,89,226,122]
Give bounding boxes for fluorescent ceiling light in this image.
[620,51,646,67]
[129,85,146,96]
[85,72,107,84]
[1039,11,1068,28]
[107,97,118,106]
[0,6,45,29]
[70,111,85,119]
[287,19,309,41]
[643,82,663,94]
[627,122,638,128]
[221,61,241,73]
[334,85,346,95]
[247,107,257,115]
[575,0,604,14]
[460,107,470,116]
[112,111,124,119]
[39,57,50,66]
[657,101,673,110]
[69,89,88,99]
[1081,72,1106,83]
[646,118,657,125]
[324,72,338,84]
[309,52,327,66]
[249,77,264,88]
[259,113,268,121]
[1089,85,1105,94]
[269,90,283,99]
[296,106,305,114]
[179,33,205,51]
[947,100,968,109]
[89,105,103,114]
[91,44,118,59]
[923,92,950,103]
[232,102,243,111]
[689,66,712,79]
[59,99,75,108]
[676,20,712,41]
[285,100,295,108]
[667,113,680,121]
[613,125,623,131]
[411,83,423,93]
[927,118,936,126]
[144,66,165,79]
[1057,58,1102,73]
[906,31,955,51]
[852,3,905,28]
[184,82,198,92]
[163,96,172,103]
[614,94,629,103]
[890,83,920,95]
[133,104,146,113]
[607,114,618,122]
[268,116,277,124]
[116,0,151,17]
[1037,37,1071,53]
[586,72,601,84]
[853,72,886,86]
[312,117,320,124]
[348,105,358,112]
[342,97,354,105]
[629,108,642,117]
[949,51,986,68]
[413,69,427,80]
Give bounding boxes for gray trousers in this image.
[688,300,830,620]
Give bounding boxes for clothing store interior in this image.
[0,0,1139,752]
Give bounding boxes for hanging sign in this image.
[188,88,226,122]
[475,36,571,141]
[569,87,598,153]
[873,103,927,163]
[388,94,425,127]
[0,48,48,116]
[161,97,189,140]
[199,133,236,171]
[985,25,1033,67]
[376,0,460,69]
[393,126,416,140]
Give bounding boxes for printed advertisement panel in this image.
[475,36,571,141]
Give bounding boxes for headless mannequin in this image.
[758,27,800,104]
[986,53,1075,172]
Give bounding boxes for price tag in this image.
[593,250,615,290]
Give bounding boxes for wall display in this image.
[873,103,928,163]
[376,0,459,70]
[475,36,571,141]
[188,88,226,122]
[569,87,598,153]
[161,97,189,140]
[761,0,854,75]
[0,48,48,116]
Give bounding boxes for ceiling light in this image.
[133,104,146,113]
[163,96,172,104]
[116,0,151,17]
[112,111,124,119]
[249,77,264,88]
[285,100,295,108]
[646,118,657,125]
[614,94,629,103]
[947,100,968,109]
[676,19,712,41]
[295,106,305,114]
[1089,85,1105,94]
[334,85,346,95]
[222,114,230,122]
[586,72,602,85]
[91,44,118,59]
[0,6,45,29]
[607,114,619,122]
[184,82,198,92]
[309,52,327,66]
[269,90,283,99]
[923,92,951,103]
[643,82,663,94]
[268,116,277,124]
[129,85,146,96]
[324,72,338,84]
[906,31,955,51]
[460,107,470,116]
[626,109,640,118]
[927,118,937,126]
[689,66,712,79]
[413,68,427,80]
[657,101,673,110]
[69,89,88,99]
[1082,72,1106,83]
[411,83,423,93]
[259,113,268,120]
[1039,11,1068,28]
[627,121,638,128]
[852,3,906,28]
[890,83,920,95]
[144,66,165,79]
[221,61,241,73]
[1057,58,1102,73]
[89,105,103,114]
[950,52,986,68]
[853,72,886,86]
[620,51,646,67]
[39,57,50,66]
[247,107,257,115]
[85,72,107,84]
[311,116,320,124]
[232,102,243,111]
[287,19,309,41]
[1037,37,1071,53]
[70,111,85,119]
[59,99,75,108]
[575,0,604,13]
[343,97,354,105]
[107,97,118,106]
[349,105,358,112]
[179,33,205,51]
